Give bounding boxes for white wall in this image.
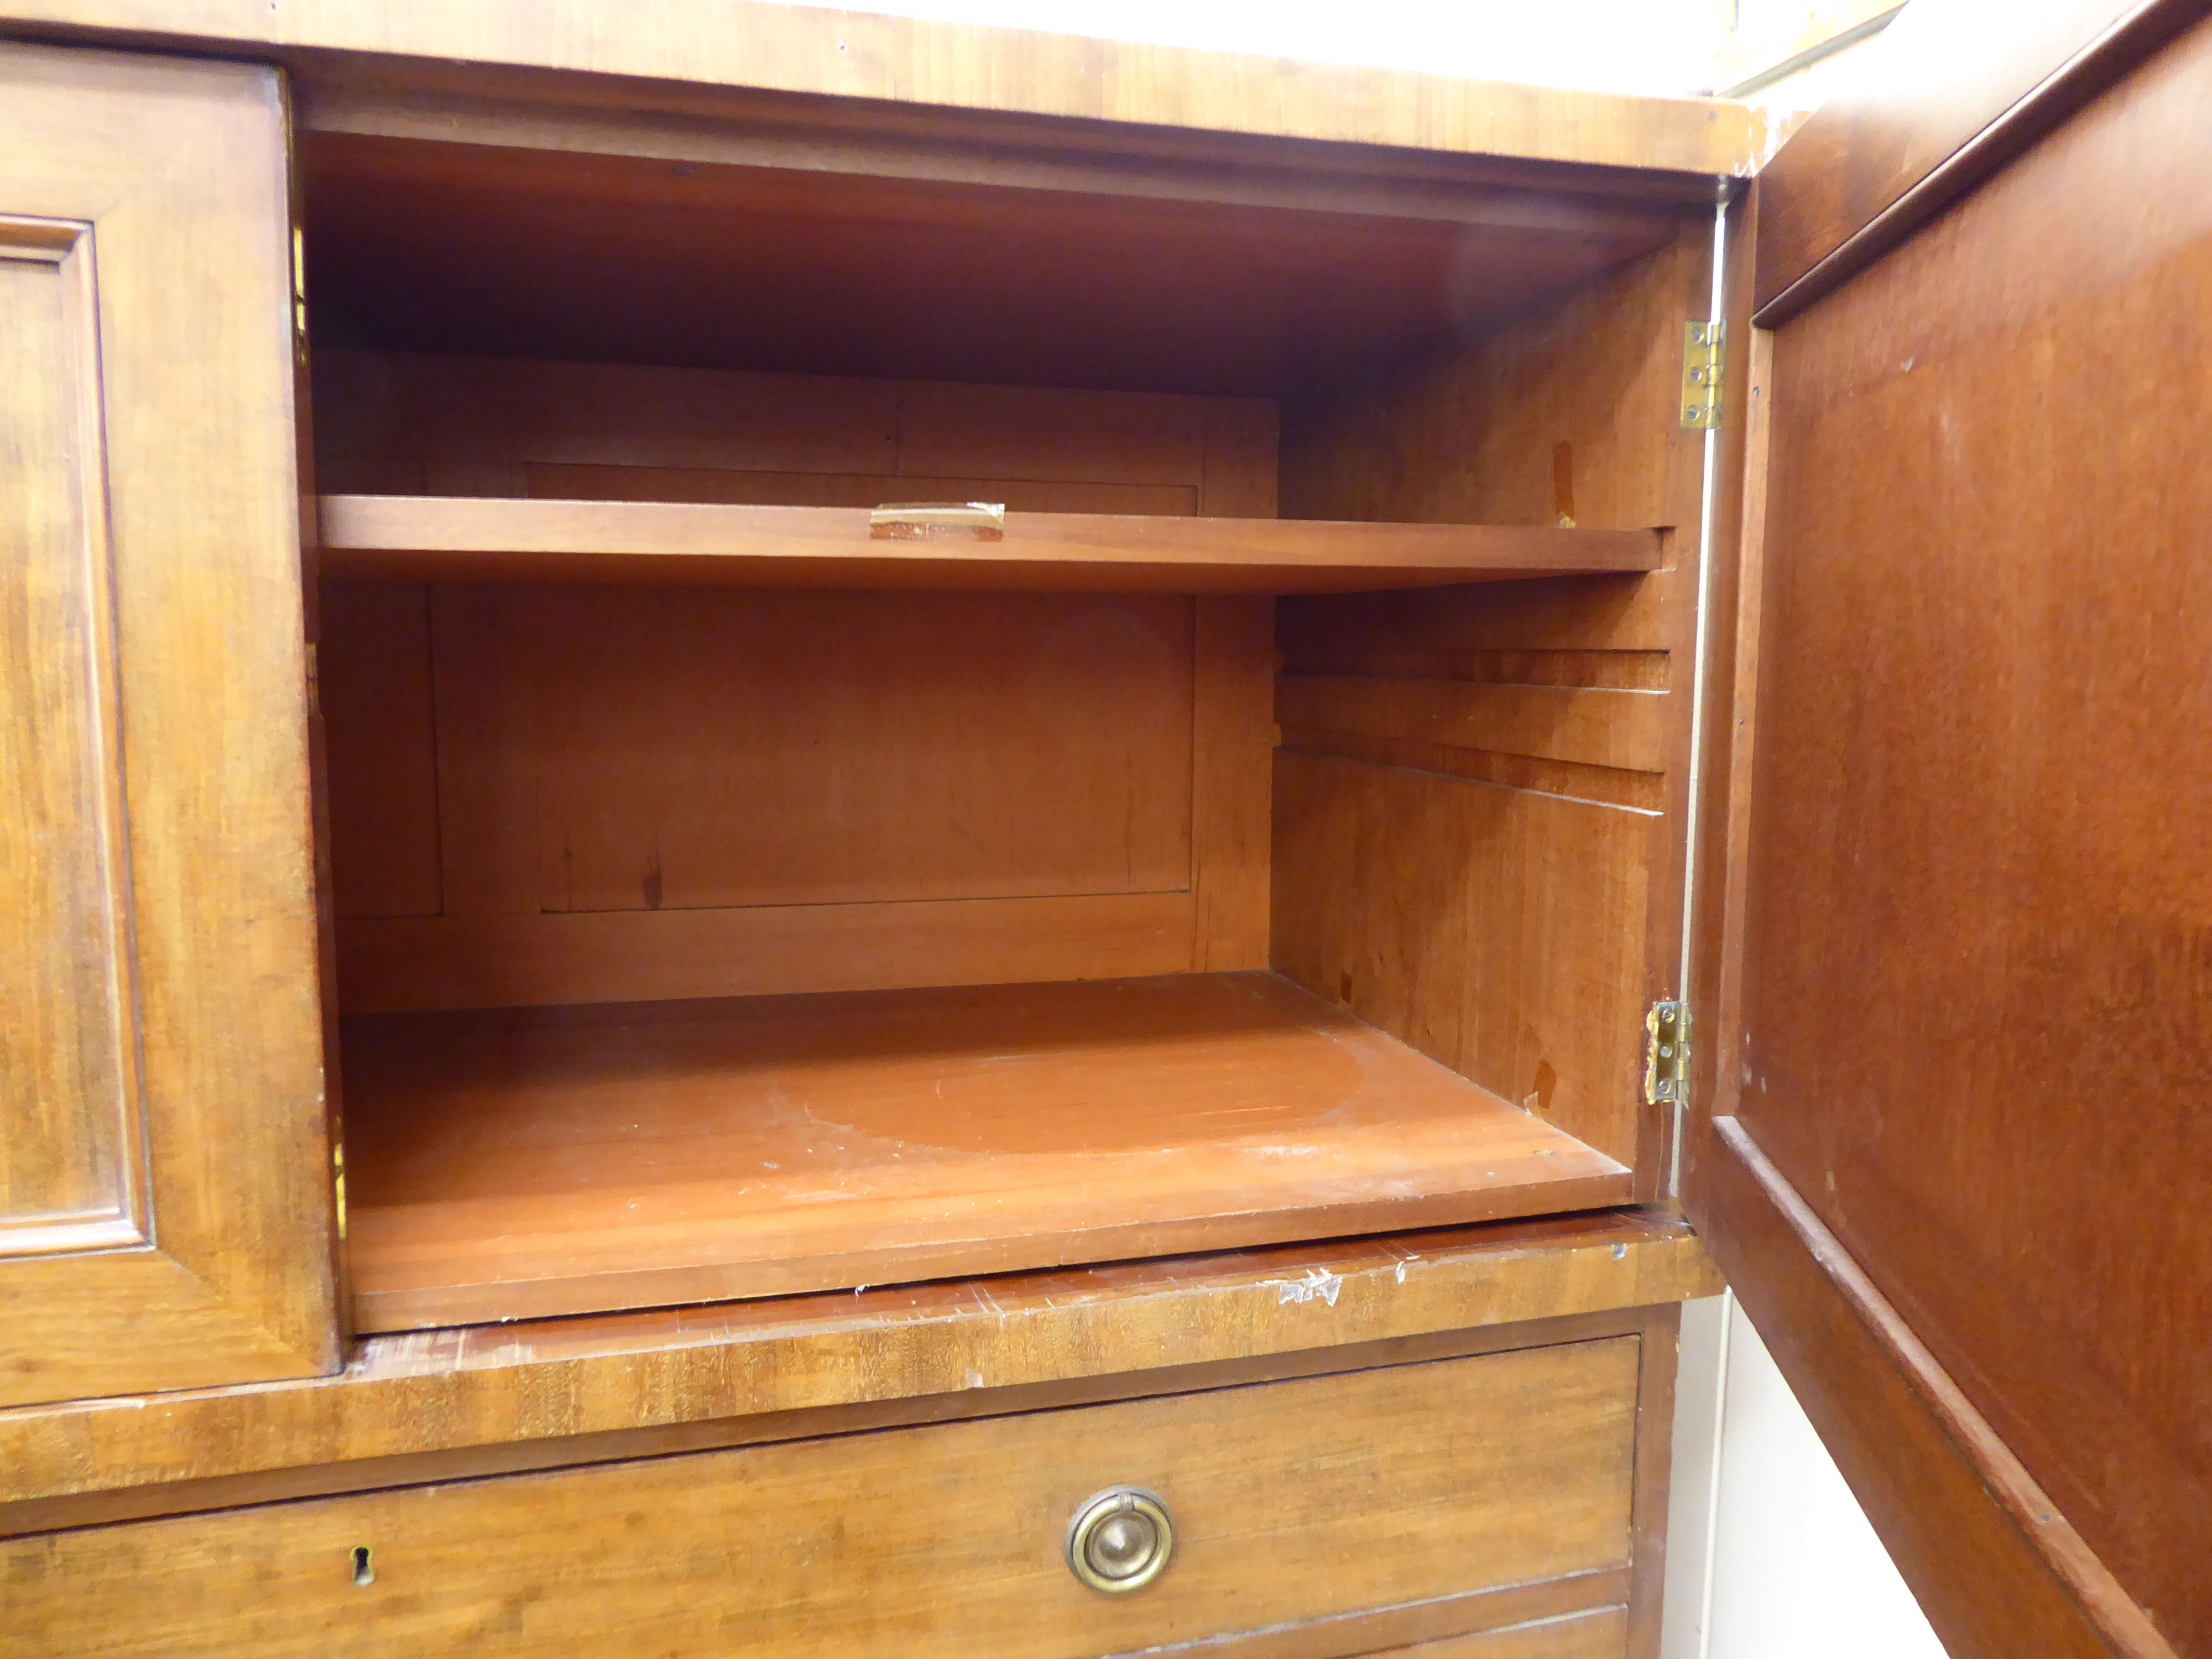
[1663,1293,1950,1659]
[781,0,1734,95]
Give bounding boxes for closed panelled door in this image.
[1692,2,2212,1657]
[0,43,337,1405]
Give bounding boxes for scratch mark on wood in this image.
[1274,1267,1344,1307]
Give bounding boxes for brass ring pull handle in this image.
[1065,1486,1174,1594]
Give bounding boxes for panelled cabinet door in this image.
[1693,3,2210,1658]
[0,43,339,1405]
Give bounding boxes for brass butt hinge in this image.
[1680,322,1725,430]
[290,225,310,364]
[305,641,320,717]
[1645,1000,1689,1105]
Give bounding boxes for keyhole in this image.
[351,1545,375,1587]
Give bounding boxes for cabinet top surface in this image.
[0,0,1772,178]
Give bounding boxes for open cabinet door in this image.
[0,43,341,1405]
[1687,2,2210,1656]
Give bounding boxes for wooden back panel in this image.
[316,353,1276,1011]
[1694,10,2212,1656]
[1271,225,1709,1176]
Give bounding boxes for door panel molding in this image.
[0,211,152,1265]
[1699,1117,2172,1659]
[1753,0,2210,318]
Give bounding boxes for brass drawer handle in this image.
[1066,1486,1173,1593]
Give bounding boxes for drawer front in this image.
[1376,1608,1629,1657]
[2,1339,1639,1659]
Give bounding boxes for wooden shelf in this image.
[342,972,1631,1332]
[317,494,1664,593]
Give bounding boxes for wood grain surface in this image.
[1374,1609,1630,1658]
[317,353,1279,1004]
[342,972,1629,1330]
[1700,11,2212,1655]
[1274,223,1709,1198]
[1623,1303,1680,1659]
[0,212,146,1260]
[1270,754,1653,1172]
[521,589,1193,912]
[0,41,339,1407]
[0,1211,1719,1532]
[0,1342,1639,1659]
[336,893,1205,1015]
[311,348,1271,500]
[1752,0,2206,317]
[1679,182,1765,1193]
[321,583,1267,1010]
[1192,596,1279,969]
[1280,228,1708,535]
[316,581,441,920]
[0,0,1769,176]
[1700,1121,2177,1659]
[319,495,1662,591]
[299,126,1686,398]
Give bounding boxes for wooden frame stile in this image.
[1637,213,1726,1201]
[1622,1302,1682,1659]
[286,65,355,1363]
[1684,2,2211,1655]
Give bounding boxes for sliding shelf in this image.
[317,494,1665,592]
[342,972,1631,1332]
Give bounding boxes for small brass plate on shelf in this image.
[869,501,1007,541]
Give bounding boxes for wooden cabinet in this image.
[1,3,2203,1657]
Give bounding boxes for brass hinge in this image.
[305,641,320,717]
[1645,1000,1689,1105]
[290,225,310,364]
[1680,321,1725,430]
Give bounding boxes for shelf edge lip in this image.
[317,493,1667,579]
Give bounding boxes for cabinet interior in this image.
[300,102,1709,1333]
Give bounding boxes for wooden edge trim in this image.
[1704,1117,2177,1659]
[0,6,1765,179]
[318,494,1666,573]
[1755,0,2212,324]
[335,891,1199,1012]
[1131,1569,1632,1659]
[0,1212,1720,1529]
[1623,1304,1680,1659]
[1679,204,1767,1175]
[0,1312,1648,1539]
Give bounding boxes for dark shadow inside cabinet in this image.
[297,96,1712,1334]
